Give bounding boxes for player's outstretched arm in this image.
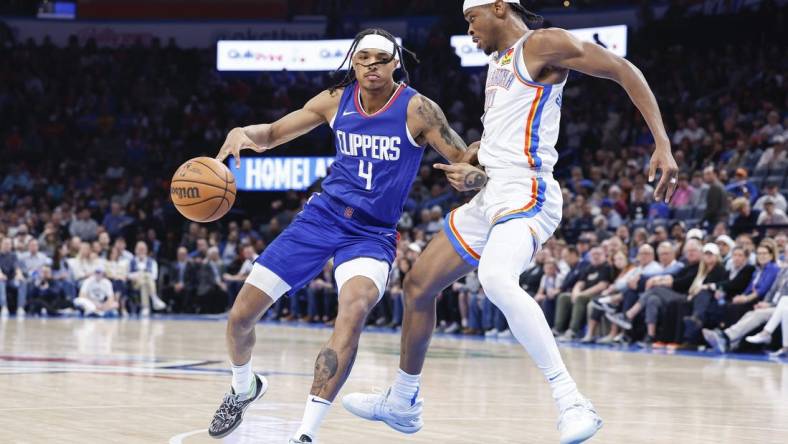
[216,89,341,167]
[527,29,678,202]
[408,95,487,191]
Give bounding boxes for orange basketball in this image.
[170,157,236,223]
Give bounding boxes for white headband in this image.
[463,0,520,13]
[354,34,398,60]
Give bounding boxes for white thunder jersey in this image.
[478,31,566,176]
[441,31,566,266]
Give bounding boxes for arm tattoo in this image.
[464,171,488,190]
[310,347,338,396]
[416,97,467,154]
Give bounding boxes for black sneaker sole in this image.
[209,374,268,439]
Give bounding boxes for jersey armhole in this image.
[405,123,423,148]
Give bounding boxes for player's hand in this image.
[648,142,679,203]
[433,162,488,192]
[216,127,270,168]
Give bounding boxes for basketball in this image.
[170,157,236,223]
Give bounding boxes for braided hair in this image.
[510,2,544,28]
[329,28,419,94]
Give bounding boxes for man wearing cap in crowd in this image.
[757,197,788,237]
[73,265,118,316]
[716,235,736,269]
[726,167,759,203]
[754,182,787,213]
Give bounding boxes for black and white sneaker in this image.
[289,434,314,443]
[589,299,617,315]
[208,374,268,439]
[605,312,632,330]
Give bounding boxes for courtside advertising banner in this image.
[229,157,335,191]
[217,38,402,71]
[450,25,628,67]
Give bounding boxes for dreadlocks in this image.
[510,2,544,28]
[329,28,419,94]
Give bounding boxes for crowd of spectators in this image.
[0,5,786,355]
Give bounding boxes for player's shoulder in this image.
[526,28,580,52]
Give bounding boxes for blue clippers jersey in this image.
[321,82,424,227]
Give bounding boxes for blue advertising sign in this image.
[229,156,335,191]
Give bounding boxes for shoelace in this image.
[213,393,242,424]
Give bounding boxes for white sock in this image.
[478,219,580,413]
[231,359,254,397]
[294,395,331,440]
[389,368,421,408]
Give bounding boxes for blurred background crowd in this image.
[0,1,786,355]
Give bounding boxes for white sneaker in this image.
[141,308,151,317]
[497,329,513,339]
[151,295,167,311]
[288,434,314,443]
[484,329,499,338]
[1,306,8,318]
[342,388,423,434]
[558,395,603,444]
[16,308,25,318]
[444,322,460,334]
[745,331,772,344]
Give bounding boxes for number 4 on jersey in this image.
[358,160,373,190]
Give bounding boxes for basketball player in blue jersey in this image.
[343,2,679,443]
[207,29,485,443]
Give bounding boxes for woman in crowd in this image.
[581,251,635,343]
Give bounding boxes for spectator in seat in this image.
[223,245,256,307]
[607,239,705,345]
[308,262,338,325]
[162,246,195,313]
[729,197,759,238]
[669,174,694,209]
[69,208,99,242]
[0,237,28,317]
[102,202,133,238]
[554,247,612,341]
[726,168,759,203]
[18,239,52,284]
[744,290,788,358]
[754,135,785,171]
[753,182,787,213]
[105,246,130,317]
[74,266,117,316]
[27,266,69,316]
[67,243,102,287]
[534,258,563,328]
[721,239,781,326]
[581,251,635,343]
[715,235,736,269]
[129,241,165,316]
[675,244,728,349]
[704,255,788,354]
[756,197,788,238]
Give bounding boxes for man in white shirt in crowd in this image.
[74,266,118,316]
[18,239,52,283]
[753,183,787,213]
[129,241,165,316]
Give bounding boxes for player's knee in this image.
[403,272,433,308]
[339,297,375,325]
[227,306,256,335]
[477,261,519,305]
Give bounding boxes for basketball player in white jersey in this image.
[343,1,678,443]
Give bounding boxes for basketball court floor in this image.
[0,317,785,444]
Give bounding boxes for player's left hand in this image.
[433,162,488,192]
[648,143,679,203]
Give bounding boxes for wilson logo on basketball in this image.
[171,187,201,199]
